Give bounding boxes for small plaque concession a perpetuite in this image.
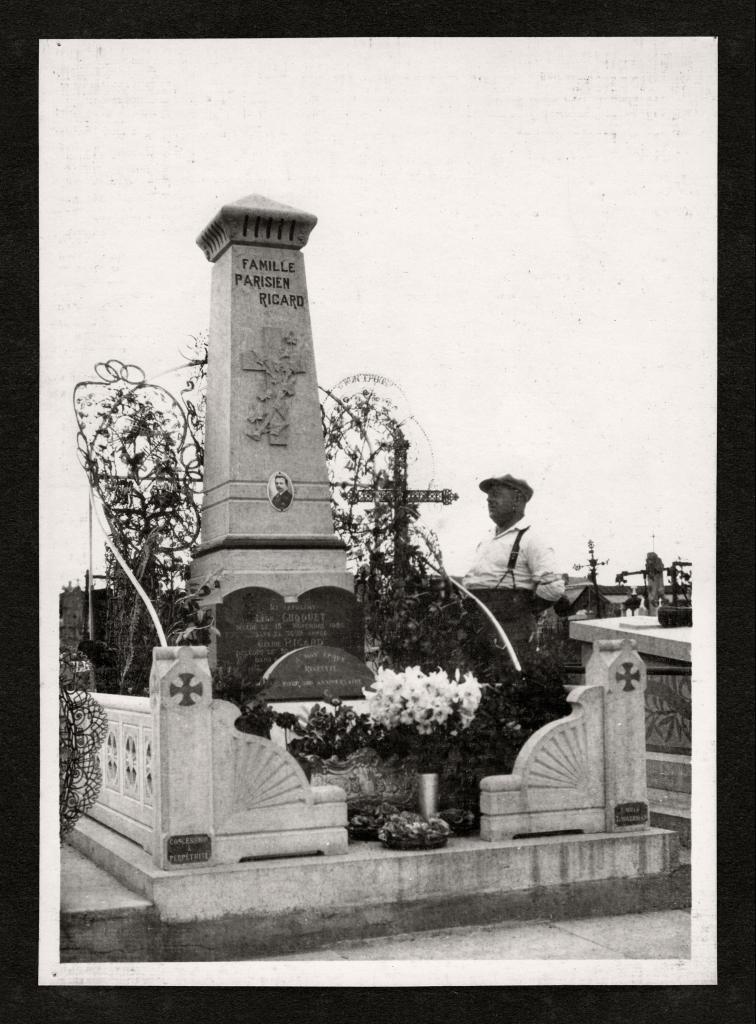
[167,833,212,864]
[614,801,648,827]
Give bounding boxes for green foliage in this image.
[362,569,474,672]
[274,699,411,761]
[234,697,277,738]
[460,647,569,765]
[271,642,569,812]
[211,652,276,736]
[165,569,221,647]
[429,646,570,810]
[75,341,208,694]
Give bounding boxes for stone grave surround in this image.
[89,637,654,873]
[73,635,678,942]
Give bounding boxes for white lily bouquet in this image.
[364,666,482,770]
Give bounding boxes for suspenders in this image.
[493,526,531,591]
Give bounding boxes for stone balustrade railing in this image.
[90,693,155,853]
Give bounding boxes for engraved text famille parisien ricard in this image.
[234,257,305,309]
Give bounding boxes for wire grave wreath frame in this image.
[59,676,108,839]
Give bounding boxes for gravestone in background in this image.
[191,194,358,681]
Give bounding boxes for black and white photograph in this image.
[268,471,295,512]
[39,37,721,987]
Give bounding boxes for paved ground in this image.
[61,845,153,915]
[61,843,690,961]
[261,909,691,959]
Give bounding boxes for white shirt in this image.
[462,518,565,602]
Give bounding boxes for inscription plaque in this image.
[215,586,364,688]
[262,645,374,701]
[167,833,212,864]
[614,801,648,827]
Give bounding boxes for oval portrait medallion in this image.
[267,470,294,512]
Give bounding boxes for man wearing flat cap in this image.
[463,474,565,655]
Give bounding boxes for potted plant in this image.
[274,700,419,808]
[363,665,482,818]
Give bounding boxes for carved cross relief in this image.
[169,671,204,707]
[615,662,641,692]
[242,327,306,445]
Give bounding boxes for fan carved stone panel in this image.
[211,704,315,836]
[230,736,311,815]
[527,719,590,791]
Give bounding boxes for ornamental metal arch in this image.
[319,374,444,576]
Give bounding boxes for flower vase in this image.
[417,772,440,820]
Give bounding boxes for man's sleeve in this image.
[527,532,565,602]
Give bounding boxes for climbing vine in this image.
[74,336,208,692]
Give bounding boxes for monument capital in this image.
[196,193,318,262]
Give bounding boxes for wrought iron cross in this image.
[573,539,609,618]
[242,327,306,445]
[169,672,203,706]
[353,429,458,579]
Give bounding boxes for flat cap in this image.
[478,474,534,502]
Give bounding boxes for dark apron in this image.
[467,589,536,656]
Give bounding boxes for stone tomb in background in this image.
[214,585,366,697]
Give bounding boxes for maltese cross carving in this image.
[615,662,641,692]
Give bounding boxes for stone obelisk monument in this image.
[191,195,356,676]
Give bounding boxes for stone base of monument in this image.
[63,816,686,962]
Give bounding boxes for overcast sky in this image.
[40,37,716,594]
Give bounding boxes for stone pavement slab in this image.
[265,910,691,961]
[551,909,691,958]
[61,845,152,916]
